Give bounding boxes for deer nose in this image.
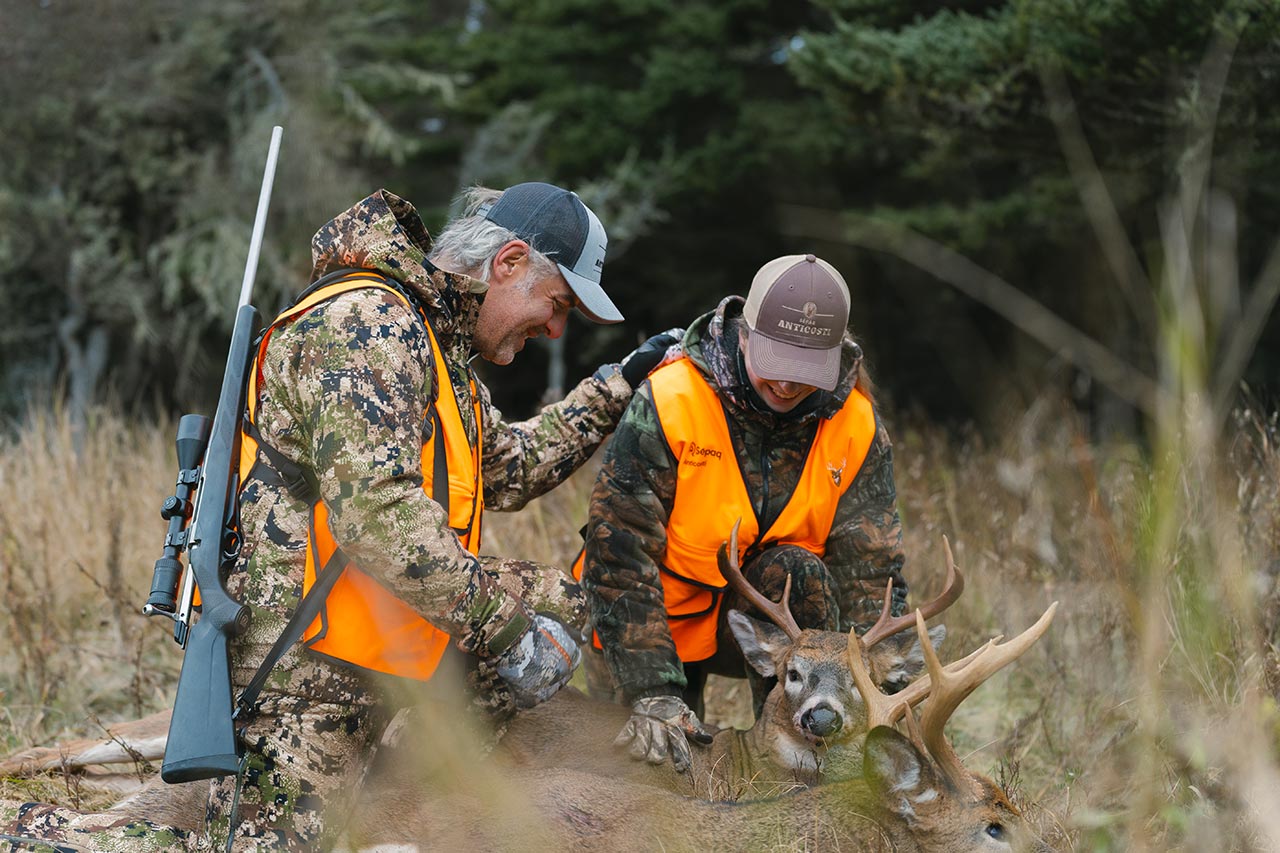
[801,704,841,738]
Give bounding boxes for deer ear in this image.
[728,610,789,678]
[863,726,942,821]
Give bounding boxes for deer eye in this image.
[985,822,1005,841]
[786,668,801,683]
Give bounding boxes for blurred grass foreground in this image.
[0,392,1277,850]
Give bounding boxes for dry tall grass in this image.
[0,397,1277,849]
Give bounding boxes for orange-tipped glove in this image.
[493,615,581,709]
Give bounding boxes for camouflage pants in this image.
[0,802,189,852]
[202,556,585,852]
[1,558,584,853]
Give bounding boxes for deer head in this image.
[717,519,959,765]
[848,576,1060,851]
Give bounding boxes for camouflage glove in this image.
[494,614,582,709]
[619,328,684,388]
[614,695,714,773]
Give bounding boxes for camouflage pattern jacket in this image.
[228,189,633,703]
[582,296,907,702]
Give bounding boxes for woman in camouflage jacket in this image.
[580,254,909,774]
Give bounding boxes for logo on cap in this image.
[741,254,852,393]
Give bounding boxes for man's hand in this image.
[613,695,714,773]
[619,328,684,388]
[493,614,581,709]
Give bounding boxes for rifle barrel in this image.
[238,125,284,310]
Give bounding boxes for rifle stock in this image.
[162,614,241,781]
[161,303,259,782]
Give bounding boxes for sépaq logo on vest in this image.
[686,442,723,461]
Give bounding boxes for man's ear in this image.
[490,239,530,285]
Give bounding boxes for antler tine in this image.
[846,615,937,729]
[846,606,999,732]
[859,535,965,649]
[918,601,1059,793]
[901,703,927,754]
[717,517,802,640]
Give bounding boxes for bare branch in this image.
[1039,60,1152,328]
[776,203,1162,416]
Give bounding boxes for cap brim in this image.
[561,263,624,324]
[746,328,841,392]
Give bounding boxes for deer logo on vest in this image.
[826,456,847,487]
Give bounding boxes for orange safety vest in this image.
[577,356,877,662]
[239,270,483,682]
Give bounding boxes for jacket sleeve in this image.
[580,384,689,702]
[823,417,909,631]
[480,366,634,512]
[258,289,529,657]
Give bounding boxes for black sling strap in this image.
[235,516,351,722]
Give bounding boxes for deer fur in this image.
[0,626,1051,852]
[338,723,1050,852]
[1,614,942,806]
[3,719,1050,852]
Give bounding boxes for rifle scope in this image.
[144,414,211,617]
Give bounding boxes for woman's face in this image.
[740,331,819,413]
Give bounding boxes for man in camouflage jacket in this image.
[198,185,682,850]
[581,254,908,773]
[0,184,679,852]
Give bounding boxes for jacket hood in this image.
[309,189,488,349]
[682,295,864,425]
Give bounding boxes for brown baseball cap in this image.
[742,254,850,392]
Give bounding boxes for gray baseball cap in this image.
[477,182,622,324]
[742,254,850,392]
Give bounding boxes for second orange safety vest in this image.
[240,269,483,682]
[577,356,877,662]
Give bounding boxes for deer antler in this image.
[858,535,965,649]
[848,601,1058,795]
[716,518,802,640]
[917,601,1058,793]
[846,614,995,730]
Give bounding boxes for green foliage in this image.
[784,0,1280,423]
[4,0,1280,425]
[0,0,456,416]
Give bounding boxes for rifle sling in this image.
[243,416,321,506]
[234,537,351,724]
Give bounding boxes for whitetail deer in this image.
[340,583,1060,852]
[1,536,1058,851]
[496,527,959,800]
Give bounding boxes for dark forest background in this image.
[3,0,1279,434]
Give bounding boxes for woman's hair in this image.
[427,186,559,285]
[853,359,875,404]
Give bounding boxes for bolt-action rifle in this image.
[142,126,283,783]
